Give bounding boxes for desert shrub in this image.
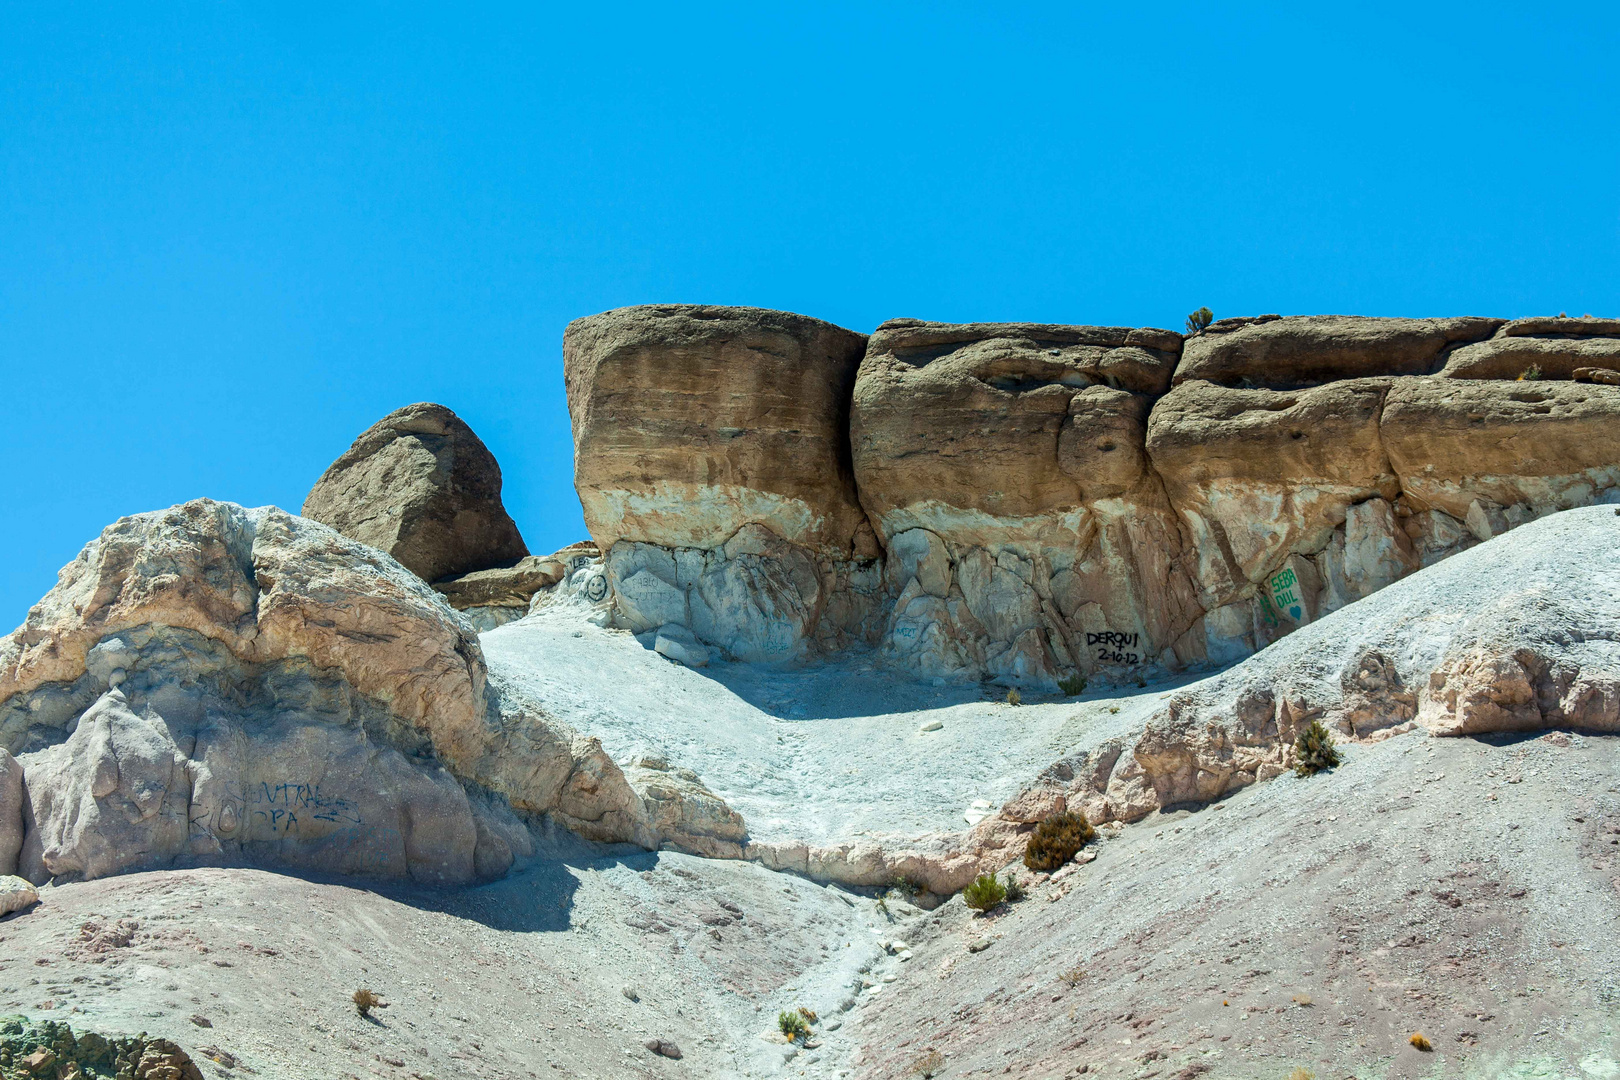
[797,1006,818,1024]
[1293,720,1341,776]
[1006,688,1021,706]
[1519,363,1544,381]
[1001,873,1025,902]
[1060,964,1086,987]
[778,1010,810,1041]
[1409,1032,1432,1052]
[1186,306,1214,334]
[352,988,385,1017]
[1023,811,1096,872]
[910,1049,946,1077]
[962,873,1007,912]
[1287,1070,1315,1080]
[1058,673,1087,696]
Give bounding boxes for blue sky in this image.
[4,2,1617,626]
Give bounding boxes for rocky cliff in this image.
[566,306,1620,687]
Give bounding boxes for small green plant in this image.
[1023,810,1096,872]
[1519,363,1544,381]
[1001,872,1025,902]
[1186,306,1214,334]
[909,1049,946,1078]
[1293,719,1341,777]
[1057,673,1087,696]
[961,873,1007,912]
[875,894,890,918]
[352,988,385,1018]
[778,1010,810,1041]
[1006,687,1021,706]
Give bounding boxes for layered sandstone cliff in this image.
[567,307,1620,686]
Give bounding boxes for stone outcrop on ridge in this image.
[302,402,528,583]
[568,306,1620,687]
[0,500,738,886]
[564,304,881,662]
[850,319,1202,684]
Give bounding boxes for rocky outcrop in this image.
[954,506,1620,878]
[848,320,1201,686]
[431,543,597,631]
[1175,314,1502,388]
[565,305,872,558]
[0,501,740,886]
[565,305,881,662]
[302,402,528,583]
[566,306,1620,683]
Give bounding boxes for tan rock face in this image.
[1381,378,1620,520]
[303,403,528,583]
[564,305,871,557]
[1177,314,1501,388]
[852,320,1200,685]
[1146,378,1397,604]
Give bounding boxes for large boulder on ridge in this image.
[1176,314,1502,388]
[851,319,1204,684]
[0,500,669,886]
[565,305,884,663]
[302,403,528,583]
[564,305,872,558]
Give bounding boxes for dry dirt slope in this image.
[849,727,1620,1080]
[4,723,1619,1079]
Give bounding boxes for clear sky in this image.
[4,2,1617,627]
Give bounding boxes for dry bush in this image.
[909,1049,946,1077]
[1410,1032,1433,1051]
[777,1010,810,1041]
[962,873,1006,912]
[1293,720,1341,776]
[352,989,386,1017]
[1024,811,1096,872]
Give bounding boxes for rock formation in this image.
[569,306,1620,685]
[302,402,528,583]
[850,320,1201,685]
[974,504,1620,862]
[565,305,881,662]
[0,500,733,886]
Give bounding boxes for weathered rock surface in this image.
[0,873,35,915]
[852,319,1201,685]
[1381,377,1620,521]
[302,402,528,583]
[1175,314,1502,388]
[565,305,871,557]
[1439,332,1620,380]
[565,305,882,662]
[974,506,1620,860]
[0,748,21,875]
[0,500,741,886]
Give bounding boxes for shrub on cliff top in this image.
[1023,810,1096,872]
[1293,720,1341,777]
[1186,306,1214,334]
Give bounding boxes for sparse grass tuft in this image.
[778,1010,810,1041]
[1409,1032,1432,1052]
[1519,363,1544,381]
[1293,720,1341,777]
[962,873,1007,912]
[1006,687,1021,706]
[352,988,385,1018]
[1287,1070,1315,1080]
[797,1006,818,1024]
[909,1049,946,1078]
[1060,964,1086,988]
[1186,307,1214,335]
[1002,873,1025,902]
[1023,811,1096,872]
[1058,673,1087,696]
